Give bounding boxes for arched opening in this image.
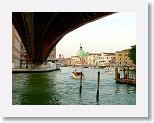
[12,12,115,64]
[12,12,136,105]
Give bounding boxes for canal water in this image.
[12,67,136,105]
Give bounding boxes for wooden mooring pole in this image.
[123,67,126,78]
[127,67,129,83]
[79,71,83,94]
[115,67,118,80]
[96,71,100,101]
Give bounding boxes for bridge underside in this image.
[12,12,115,64]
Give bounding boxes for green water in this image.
[12,67,136,105]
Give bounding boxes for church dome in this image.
[76,45,86,57]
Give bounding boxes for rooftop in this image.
[116,49,130,53]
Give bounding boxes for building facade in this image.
[69,45,87,66]
[87,53,101,67]
[86,52,115,67]
[100,52,116,67]
[48,47,56,59]
[70,56,81,66]
[116,49,133,67]
[20,42,27,68]
[13,25,32,69]
[47,47,56,63]
[63,58,71,66]
[12,25,22,69]
[13,24,57,69]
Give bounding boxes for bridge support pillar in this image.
[31,64,45,69]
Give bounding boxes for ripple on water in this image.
[12,67,136,105]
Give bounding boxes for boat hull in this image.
[72,72,84,79]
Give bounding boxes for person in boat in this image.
[73,69,83,76]
[72,69,77,76]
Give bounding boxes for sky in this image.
[56,12,136,58]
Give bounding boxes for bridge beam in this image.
[12,12,115,64]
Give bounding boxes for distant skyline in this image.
[56,12,136,58]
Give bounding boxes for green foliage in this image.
[128,45,136,64]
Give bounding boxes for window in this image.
[120,58,121,60]
[119,54,122,56]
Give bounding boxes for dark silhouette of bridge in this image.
[12,12,115,64]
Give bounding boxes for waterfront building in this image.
[76,45,87,57]
[46,47,61,70]
[47,47,56,63]
[13,24,57,69]
[48,47,56,59]
[20,42,27,68]
[70,45,88,66]
[12,25,22,69]
[71,56,81,66]
[12,25,33,69]
[63,58,71,66]
[100,52,116,67]
[87,53,101,67]
[57,54,66,66]
[115,49,133,67]
[86,52,115,68]
[57,54,71,66]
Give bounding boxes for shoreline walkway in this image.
[12,68,60,73]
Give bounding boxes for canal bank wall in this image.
[12,63,60,73]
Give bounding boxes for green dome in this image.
[77,49,86,57]
[76,45,86,57]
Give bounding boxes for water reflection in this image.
[126,85,136,94]
[12,67,136,105]
[13,73,61,105]
[114,84,136,94]
[114,84,120,94]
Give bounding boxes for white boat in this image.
[105,71,114,75]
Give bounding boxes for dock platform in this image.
[115,78,136,86]
[115,67,136,86]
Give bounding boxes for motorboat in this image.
[72,71,84,79]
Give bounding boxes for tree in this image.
[128,45,136,65]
